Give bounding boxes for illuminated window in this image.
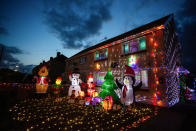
[129,41,139,53]
[139,38,146,50]
[94,48,108,60]
[140,70,148,89]
[99,52,105,59]
[105,48,108,57]
[124,43,129,54]
[94,72,107,85]
[95,52,99,60]
[134,69,148,89]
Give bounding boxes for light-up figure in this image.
[68,70,82,97]
[34,66,49,93]
[116,65,142,106]
[99,69,119,102]
[87,74,95,97]
[53,77,63,95]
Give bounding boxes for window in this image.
[94,48,108,60]
[129,40,139,53]
[123,43,129,54]
[135,69,148,89]
[122,37,146,54]
[140,70,148,89]
[95,52,99,60]
[105,48,108,57]
[94,72,107,85]
[139,38,146,50]
[99,52,105,59]
[80,57,86,64]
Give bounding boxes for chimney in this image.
[57,52,61,57]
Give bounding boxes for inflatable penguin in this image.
[116,65,142,106]
[68,68,82,97]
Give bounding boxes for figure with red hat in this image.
[53,76,63,96]
[116,65,142,107]
[87,74,96,97]
[68,68,83,97]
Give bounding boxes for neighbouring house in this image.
[33,52,67,83]
[65,14,181,107]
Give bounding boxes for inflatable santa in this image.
[116,65,142,106]
[68,68,82,97]
[87,74,95,97]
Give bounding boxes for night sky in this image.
[0,0,195,74]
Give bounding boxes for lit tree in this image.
[178,73,186,102]
[99,69,119,102]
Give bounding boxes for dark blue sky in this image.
[0,0,195,74]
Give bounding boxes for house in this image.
[33,52,67,83]
[65,14,182,107]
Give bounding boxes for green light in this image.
[95,52,99,60]
[99,70,119,102]
[124,43,129,54]
[105,48,108,57]
[139,38,146,50]
[98,76,104,80]
[128,55,136,67]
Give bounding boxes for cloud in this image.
[0,43,35,73]
[0,43,23,63]
[43,0,113,49]
[176,0,196,74]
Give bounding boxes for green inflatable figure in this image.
[99,69,119,102]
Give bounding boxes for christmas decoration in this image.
[99,69,119,102]
[116,65,142,106]
[53,77,63,95]
[91,97,102,106]
[178,73,186,102]
[85,97,92,106]
[102,96,113,110]
[10,97,155,130]
[87,74,96,97]
[92,92,99,97]
[34,66,49,93]
[79,91,85,99]
[68,69,83,97]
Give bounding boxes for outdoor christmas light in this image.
[99,69,119,102]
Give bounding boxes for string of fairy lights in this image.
[9,97,156,130]
[93,22,181,107]
[163,19,181,106]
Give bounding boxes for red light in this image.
[154,42,158,47]
[157,91,161,95]
[151,52,154,57]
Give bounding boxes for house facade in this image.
[65,14,182,107]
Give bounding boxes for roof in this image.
[70,14,173,58]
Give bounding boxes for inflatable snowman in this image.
[117,65,142,106]
[68,70,82,97]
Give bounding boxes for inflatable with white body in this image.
[116,65,142,106]
[68,69,82,97]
